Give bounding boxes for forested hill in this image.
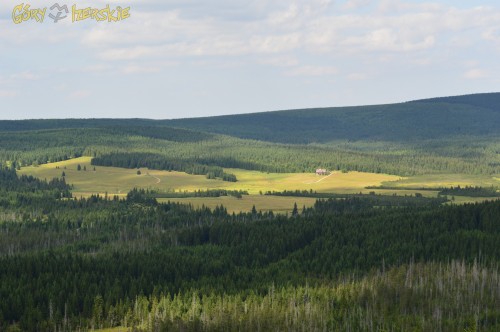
[0,92,498,144]
[166,92,500,143]
[0,118,158,132]
[413,92,500,110]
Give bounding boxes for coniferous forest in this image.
[0,93,499,331]
[0,93,499,177]
[0,164,500,331]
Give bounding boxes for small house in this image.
[316,168,329,175]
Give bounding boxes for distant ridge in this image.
[165,92,500,143]
[409,92,500,111]
[0,92,499,144]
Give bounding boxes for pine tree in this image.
[292,202,298,216]
[92,295,104,330]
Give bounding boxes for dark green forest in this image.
[1,93,499,143]
[0,166,500,331]
[264,189,449,206]
[438,186,500,197]
[0,128,498,177]
[167,96,500,143]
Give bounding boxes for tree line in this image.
[91,152,238,182]
[0,126,498,177]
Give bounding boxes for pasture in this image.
[19,157,500,212]
[157,196,318,214]
[380,173,500,189]
[19,157,402,196]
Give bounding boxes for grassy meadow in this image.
[19,157,402,194]
[380,173,500,188]
[19,157,500,212]
[157,196,318,214]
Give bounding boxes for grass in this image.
[380,173,500,189]
[446,196,500,205]
[224,168,402,194]
[19,157,217,198]
[18,157,500,212]
[158,196,317,214]
[19,157,402,196]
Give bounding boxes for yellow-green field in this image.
[380,173,500,189]
[158,196,318,214]
[19,157,402,196]
[19,157,500,212]
[17,157,398,213]
[445,196,500,205]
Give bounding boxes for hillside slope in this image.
[166,93,500,143]
[0,93,498,144]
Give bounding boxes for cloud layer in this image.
[1,0,500,118]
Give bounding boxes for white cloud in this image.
[121,64,161,74]
[376,0,442,14]
[0,90,17,98]
[68,90,91,99]
[98,32,302,60]
[67,0,500,68]
[464,69,489,79]
[343,0,372,11]
[341,29,436,52]
[286,65,338,76]
[10,71,39,80]
[0,71,39,89]
[267,4,301,26]
[258,56,299,67]
[348,73,368,81]
[1,0,500,119]
[482,27,500,50]
[82,64,113,74]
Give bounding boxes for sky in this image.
[1,0,500,119]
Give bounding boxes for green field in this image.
[157,196,318,214]
[380,173,500,188]
[19,157,500,212]
[19,157,402,194]
[18,157,400,213]
[378,174,500,204]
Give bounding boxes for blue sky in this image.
[1,0,499,119]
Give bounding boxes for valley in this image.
[1,93,499,331]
